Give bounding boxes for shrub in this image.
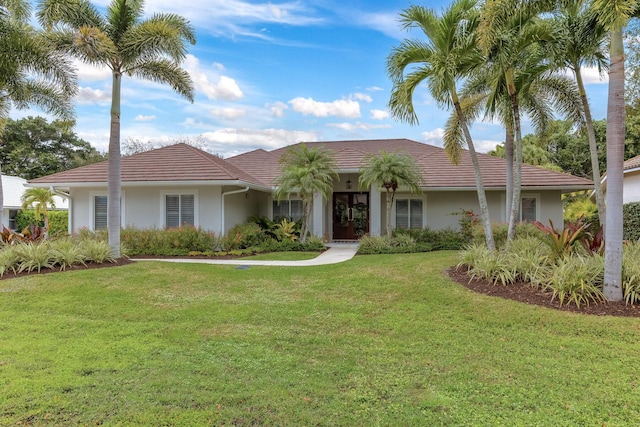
[14,242,56,273]
[623,202,640,241]
[120,226,221,256]
[466,249,515,286]
[223,222,267,251]
[538,254,605,307]
[623,241,640,304]
[51,239,86,271]
[16,210,68,236]
[394,227,464,250]
[0,246,20,276]
[257,236,325,252]
[532,218,588,261]
[503,237,550,284]
[79,240,116,263]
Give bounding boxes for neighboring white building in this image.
[27,140,593,239]
[599,155,640,205]
[2,175,69,230]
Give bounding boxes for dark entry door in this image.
[333,192,369,240]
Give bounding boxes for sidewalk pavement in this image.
[133,242,360,267]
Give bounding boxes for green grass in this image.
[242,251,320,261]
[1,252,640,426]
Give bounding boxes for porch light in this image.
[346,179,352,189]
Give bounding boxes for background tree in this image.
[21,187,56,231]
[0,116,106,179]
[0,0,76,227]
[387,0,496,251]
[38,0,196,257]
[273,145,337,243]
[358,151,423,240]
[552,0,609,226]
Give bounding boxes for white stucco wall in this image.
[623,172,640,204]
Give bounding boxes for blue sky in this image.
[22,0,610,158]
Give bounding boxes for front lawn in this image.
[1,252,639,425]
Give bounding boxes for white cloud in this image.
[289,97,361,118]
[327,122,392,131]
[267,101,288,117]
[351,11,404,39]
[135,115,157,121]
[75,86,111,104]
[475,139,502,153]
[421,128,445,146]
[367,86,384,92]
[184,54,243,101]
[370,109,389,120]
[75,61,111,82]
[581,65,608,84]
[210,107,247,120]
[200,128,318,157]
[350,92,372,103]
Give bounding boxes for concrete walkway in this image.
[133,242,360,267]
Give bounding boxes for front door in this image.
[333,192,369,240]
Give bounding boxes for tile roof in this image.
[624,155,640,171]
[29,143,266,187]
[29,138,592,190]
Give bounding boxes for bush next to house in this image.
[623,202,640,241]
[120,226,222,256]
[16,210,68,235]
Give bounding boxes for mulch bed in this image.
[448,265,640,318]
[0,258,134,281]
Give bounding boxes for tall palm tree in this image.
[593,0,640,301]
[21,187,56,231]
[38,0,196,257]
[0,0,76,227]
[477,0,559,242]
[552,1,609,226]
[273,145,337,243]
[387,0,497,251]
[358,151,423,240]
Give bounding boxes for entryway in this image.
[332,192,369,240]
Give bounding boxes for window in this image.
[8,209,18,231]
[272,200,303,221]
[166,194,195,228]
[521,197,537,222]
[94,195,108,230]
[396,199,423,229]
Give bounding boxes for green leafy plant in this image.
[79,240,116,263]
[14,242,56,273]
[0,246,20,276]
[223,222,267,251]
[532,218,589,260]
[623,241,640,304]
[51,239,86,271]
[274,218,299,242]
[539,254,605,307]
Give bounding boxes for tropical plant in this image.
[358,151,423,240]
[0,0,76,226]
[21,187,56,231]
[540,254,606,307]
[622,241,640,303]
[38,0,196,258]
[78,239,116,264]
[531,218,589,261]
[51,239,85,271]
[274,218,298,242]
[273,145,337,243]
[14,241,55,273]
[386,0,496,251]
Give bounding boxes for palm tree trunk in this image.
[507,70,522,243]
[603,29,625,302]
[505,127,514,222]
[302,197,312,243]
[453,96,495,251]
[108,71,122,258]
[575,67,606,228]
[386,188,393,240]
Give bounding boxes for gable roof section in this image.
[29,143,267,188]
[244,138,592,190]
[624,155,640,172]
[226,149,281,186]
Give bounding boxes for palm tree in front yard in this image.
[21,187,57,232]
[38,0,196,257]
[273,145,338,243]
[358,151,423,240]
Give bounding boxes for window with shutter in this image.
[94,196,108,230]
[396,199,409,229]
[166,194,195,228]
[396,198,423,229]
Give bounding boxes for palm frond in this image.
[127,59,194,102]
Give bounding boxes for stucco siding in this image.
[623,172,640,204]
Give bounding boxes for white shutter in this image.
[410,199,423,229]
[94,196,108,230]
[166,195,180,228]
[396,199,409,229]
[181,194,195,226]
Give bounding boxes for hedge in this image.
[15,210,68,235]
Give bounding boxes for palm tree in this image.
[358,151,423,240]
[387,0,497,251]
[552,1,609,226]
[477,0,560,242]
[273,145,337,243]
[21,187,56,231]
[593,0,640,301]
[0,0,76,227]
[38,0,196,257]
